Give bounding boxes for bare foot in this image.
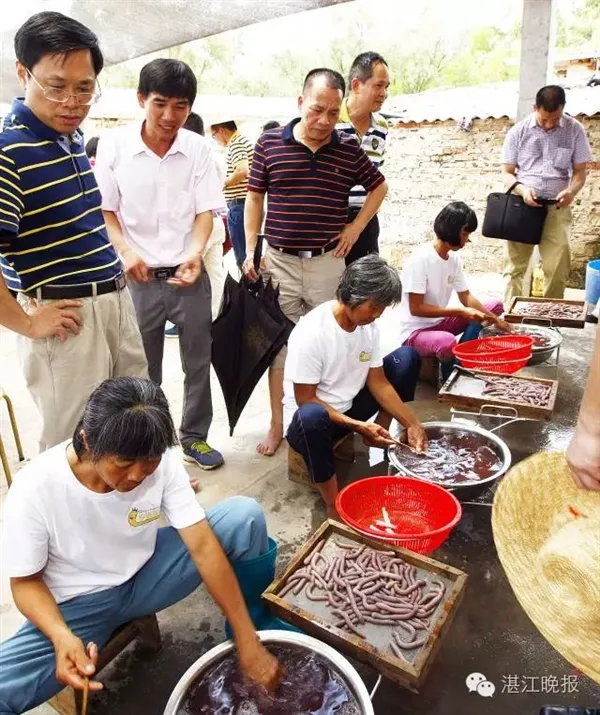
[189,480,201,493]
[256,425,283,457]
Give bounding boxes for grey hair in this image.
[336,255,402,308]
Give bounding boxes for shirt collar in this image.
[529,112,565,130]
[131,121,188,158]
[10,97,83,144]
[282,117,340,146]
[339,99,351,123]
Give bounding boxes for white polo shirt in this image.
[95,124,226,268]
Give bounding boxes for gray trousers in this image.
[129,272,212,446]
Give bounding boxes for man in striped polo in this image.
[210,118,253,269]
[0,12,147,452]
[243,68,388,457]
[337,52,391,265]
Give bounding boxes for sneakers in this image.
[165,324,179,338]
[183,441,224,470]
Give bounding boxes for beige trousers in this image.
[263,246,345,368]
[17,286,148,452]
[503,206,572,304]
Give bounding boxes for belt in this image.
[227,197,246,207]
[150,266,179,281]
[30,273,126,300]
[268,242,337,259]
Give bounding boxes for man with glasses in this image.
[0,11,147,452]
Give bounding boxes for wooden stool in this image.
[47,614,162,715]
[418,355,440,388]
[287,434,355,489]
[0,388,25,488]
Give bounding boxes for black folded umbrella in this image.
[212,274,294,435]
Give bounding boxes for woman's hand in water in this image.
[239,639,284,692]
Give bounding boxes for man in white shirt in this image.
[284,256,427,517]
[0,377,282,714]
[95,59,225,471]
[397,202,509,381]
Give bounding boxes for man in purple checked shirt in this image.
[501,85,592,303]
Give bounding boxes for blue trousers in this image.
[0,497,268,715]
[227,200,246,267]
[286,347,421,483]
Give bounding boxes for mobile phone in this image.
[536,198,558,206]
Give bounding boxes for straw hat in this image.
[492,451,600,683]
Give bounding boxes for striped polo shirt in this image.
[224,131,253,202]
[0,99,120,293]
[248,118,385,251]
[336,99,389,208]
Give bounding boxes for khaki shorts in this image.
[263,245,345,368]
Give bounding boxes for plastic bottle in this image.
[532,262,544,297]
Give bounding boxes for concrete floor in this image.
[1,274,598,714]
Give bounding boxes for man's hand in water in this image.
[239,639,284,692]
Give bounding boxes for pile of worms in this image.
[278,539,446,662]
[481,375,552,407]
[514,301,582,320]
[485,325,555,349]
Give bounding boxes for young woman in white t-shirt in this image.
[397,202,511,379]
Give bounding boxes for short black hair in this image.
[138,58,197,105]
[535,85,566,112]
[336,255,402,308]
[348,52,388,86]
[212,120,237,132]
[72,377,177,462]
[433,201,478,247]
[184,112,204,136]
[303,68,346,96]
[85,136,99,159]
[14,11,104,75]
[262,120,280,131]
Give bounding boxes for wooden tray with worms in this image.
[263,521,467,692]
[438,367,558,421]
[506,296,586,329]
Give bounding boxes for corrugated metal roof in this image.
[384,81,600,124]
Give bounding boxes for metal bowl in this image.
[388,421,512,500]
[481,324,562,365]
[163,630,375,715]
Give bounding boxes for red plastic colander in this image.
[453,335,534,374]
[335,476,462,554]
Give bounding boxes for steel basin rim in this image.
[389,421,512,490]
[162,630,375,714]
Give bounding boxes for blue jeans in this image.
[0,497,268,715]
[227,200,246,267]
[286,347,421,483]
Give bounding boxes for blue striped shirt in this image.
[0,99,120,292]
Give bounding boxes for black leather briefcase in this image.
[482,182,548,245]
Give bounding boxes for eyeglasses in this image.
[26,69,102,106]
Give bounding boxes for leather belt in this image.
[268,242,337,259]
[30,273,126,300]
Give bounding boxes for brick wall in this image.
[379,116,600,288]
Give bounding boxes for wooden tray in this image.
[506,296,586,328]
[263,520,467,692]
[438,367,558,421]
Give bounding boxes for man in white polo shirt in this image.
[96,59,226,471]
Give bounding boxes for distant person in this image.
[210,118,253,268]
[85,135,99,167]
[397,202,509,381]
[0,11,148,453]
[243,68,387,457]
[337,52,391,265]
[501,85,592,302]
[261,120,280,132]
[95,60,226,472]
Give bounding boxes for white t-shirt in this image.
[397,243,469,345]
[283,301,383,432]
[2,444,205,603]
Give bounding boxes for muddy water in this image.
[178,644,361,715]
[393,427,503,484]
